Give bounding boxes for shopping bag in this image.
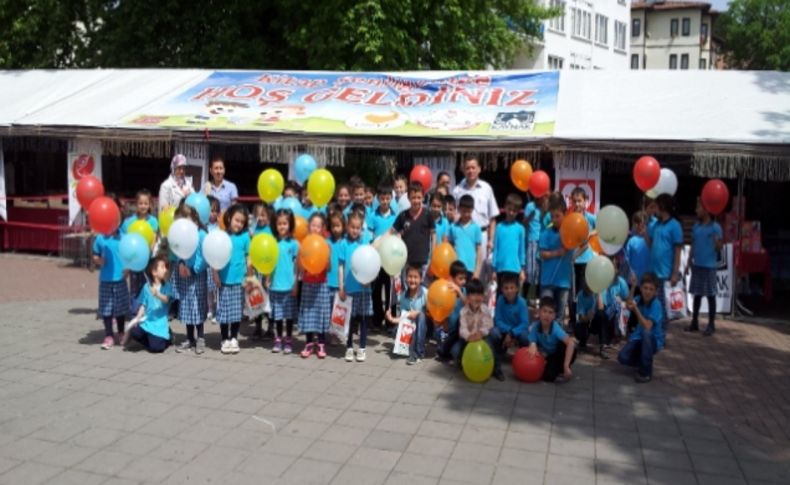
[664,280,688,321]
[485,281,497,317]
[330,293,352,340]
[617,301,630,337]
[243,278,267,319]
[393,313,416,357]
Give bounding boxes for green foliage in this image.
[717,0,790,70]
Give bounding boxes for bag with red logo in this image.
[664,280,688,321]
[329,293,352,340]
[243,277,267,319]
[393,313,416,357]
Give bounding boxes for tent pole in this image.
[731,170,745,318]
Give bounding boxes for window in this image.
[682,18,691,36]
[595,14,608,45]
[548,55,564,69]
[681,54,689,69]
[700,23,708,43]
[631,54,639,69]
[632,18,641,37]
[571,7,592,40]
[700,58,707,69]
[670,18,679,37]
[669,54,677,69]
[614,21,627,51]
[548,0,565,32]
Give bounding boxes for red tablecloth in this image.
[737,250,772,302]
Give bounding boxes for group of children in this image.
[91,158,723,384]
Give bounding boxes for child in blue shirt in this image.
[173,202,209,354]
[206,196,221,325]
[268,209,300,354]
[492,193,526,288]
[120,189,158,314]
[492,274,530,380]
[574,279,616,360]
[122,256,172,353]
[618,272,665,383]
[539,193,573,327]
[568,187,597,330]
[524,296,576,383]
[338,211,373,362]
[250,202,274,237]
[214,204,252,354]
[686,200,723,336]
[430,192,449,245]
[386,265,428,365]
[647,194,683,325]
[448,195,482,277]
[369,183,397,330]
[523,193,547,297]
[93,226,130,350]
[435,261,467,363]
[625,211,650,285]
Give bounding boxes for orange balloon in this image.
[589,233,602,254]
[510,160,533,192]
[299,234,330,275]
[218,211,226,230]
[427,280,457,321]
[430,242,457,280]
[560,213,590,250]
[294,216,308,241]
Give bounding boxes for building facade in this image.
[512,0,632,70]
[630,1,719,70]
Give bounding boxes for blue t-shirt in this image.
[184,229,208,274]
[327,237,343,289]
[494,295,530,337]
[368,208,397,238]
[625,234,650,281]
[139,282,172,339]
[92,233,124,282]
[575,290,597,319]
[372,197,399,215]
[447,287,466,333]
[629,295,665,350]
[649,218,683,280]
[692,221,722,269]
[339,233,372,294]
[539,228,572,288]
[603,276,629,306]
[492,219,525,274]
[523,201,543,242]
[527,320,568,355]
[219,231,250,285]
[399,286,427,313]
[448,221,482,274]
[252,224,272,237]
[207,222,219,233]
[271,238,299,291]
[120,214,159,235]
[575,211,597,264]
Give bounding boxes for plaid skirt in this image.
[525,241,540,285]
[98,280,130,318]
[349,289,373,317]
[299,282,331,333]
[169,269,180,300]
[271,290,298,321]
[217,284,244,324]
[206,268,217,293]
[690,266,717,297]
[176,270,208,325]
[128,271,146,313]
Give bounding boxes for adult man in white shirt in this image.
[452,155,499,263]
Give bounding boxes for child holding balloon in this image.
[266,209,300,354]
[386,264,428,365]
[625,211,651,286]
[299,214,332,358]
[249,202,275,338]
[120,189,158,312]
[369,184,397,329]
[173,202,208,354]
[686,200,723,336]
[206,196,220,324]
[338,211,373,362]
[567,187,596,331]
[491,193,527,288]
[455,278,502,379]
[435,261,468,363]
[92,203,130,350]
[646,194,683,326]
[539,195,573,327]
[447,195,482,278]
[525,296,576,383]
[619,272,665,383]
[215,204,252,354]
[121,256,172,353]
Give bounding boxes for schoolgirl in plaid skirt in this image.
[249,202,274,338]
[217,204,252,354]
[268,209,300,354]
[93,230,130,350]
[338,210,373,363]
[299,213,332,359]
[205,196,221,323]
[120,190,159,314]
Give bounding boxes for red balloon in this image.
[633,156,661,192]
[76,175,105,210]
[88,196,121,235]
[528,170,550,198]
[410,165,433,193]
[701,179,730,215]
[512,348,546,383]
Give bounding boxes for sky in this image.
[708,0,730,11]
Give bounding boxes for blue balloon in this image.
[185,193,210,226]
[280,196,303,214]
[294,154,317,185]
[119,233,150,272]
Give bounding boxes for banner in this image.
[681,243,734,314]
[67,139,102,225]
[0,141,6,221]
[124,71,559,138]
[554,158,601,214]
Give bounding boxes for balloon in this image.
[128,220,155,248]
[119,233,150,272]
[462,340,494,383]
[351,245,381,285]
[600,240,623,256]
[512,348,546,383]
[560,213,589,250]
[701,179,729,215]
[257,169,285,203]
[307,169,335,207]
[633,156,661,192]
[426,280,457,321]
[528,170,550,198]
[430,242,457,280]
[76,175,104,210]
[397,195,411,213]
[202,230,232,270]
[88,197,121,235]
[294,216,308,241]
[300,234,330,275]
[281,196,303,214]
[597,205,629,247]
[410,165,433,193]
[185,192,211,225]
[217,211,226,230]
[585,255,615,293]
[510,160,533,192]
[589,233,603,255]
[648,168,678,197]
[167,219,199,260]
[294,154,318,185]
[158,206,176,236]
[250,233,279,274]
[377,235,408,276]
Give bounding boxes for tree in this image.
[717,0,790,70]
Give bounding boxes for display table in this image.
[737,250,773,302]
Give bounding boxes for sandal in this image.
[316,343,327,359]
[300,342,315,358]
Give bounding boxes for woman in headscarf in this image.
[158,154,194,212]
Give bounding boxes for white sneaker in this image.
[220,340,231,354]
[230,338,240,354]
[344,348,355,362]
[355,348,366,362]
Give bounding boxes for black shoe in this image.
[684,323,699,332]
[703,326,715,336]
[634,373,652,383]
[493,369,505,382]
[599,347,610,360]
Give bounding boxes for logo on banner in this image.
[71,154,96,180]
[559,179,596,213]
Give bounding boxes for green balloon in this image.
[462,340,495,383]
[585,255,615,293]
[597,205,629,247]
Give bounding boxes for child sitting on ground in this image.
[386,265,428,365]
[455,278,504,381]
[618,272,665,383]
[492,273,531,367]
[122,256,172,353]
[434,261,467,363]
[523,296,576,383]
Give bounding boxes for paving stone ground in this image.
[0,254,788,485]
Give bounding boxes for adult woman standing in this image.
[203,156,238,212]
[158,154,194,212]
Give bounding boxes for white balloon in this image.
[650,168,678,196]
[597,205,629,247]
[600,240,623,256]
[585,255,615,293]
[377,235,408,276]
[397,195,411,214]
[167,219,199,260]
[202,230,232,270]
[351,245,381,285]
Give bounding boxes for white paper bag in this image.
[664,280,688,321]
[486,281,497,317]
[330,293,352,339]
[617,301,630,337]
[243,278,267,319]
[393,313,416,357]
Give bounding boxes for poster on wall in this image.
[67,139,102,225]
[681,243,734,314]
[554,159,601,214]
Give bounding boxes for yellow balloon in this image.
[257,169,284,203]
[250,233,279,275]
[158,206,176,237]
[128,220,155,247]
[307,169,335,208]
[462,340,495,383]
